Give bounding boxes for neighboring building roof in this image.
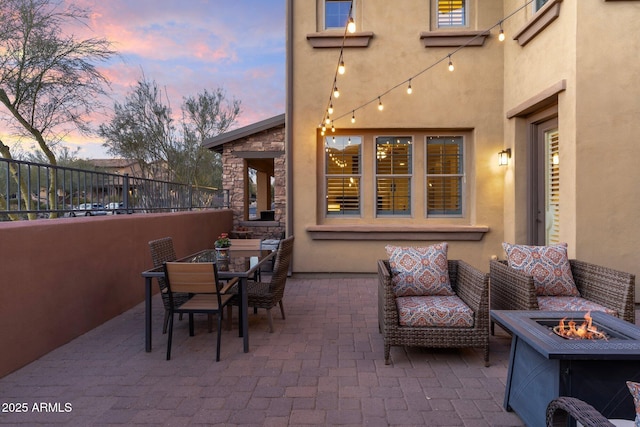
[202,113,285,153]
[89,158,138,168]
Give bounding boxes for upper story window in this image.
[376,137,412,216]
[426,136,464,216]
[534,0,550,12]
[325,0,353,30]
[325,136,361,216]
[437,0,466,28]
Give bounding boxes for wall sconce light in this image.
[498,148,511,166]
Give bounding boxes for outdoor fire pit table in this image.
[491,310,640,427]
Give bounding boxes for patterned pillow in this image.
[502,242,579,297]
[385,243,454,297]
[626,381,640,426]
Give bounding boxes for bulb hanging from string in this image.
[331,121,336,132]
[498,22,505,42]
[347,17,356,33]
[328,104,334,115]
[378,97,384,111]
[325,116,331,125]
[407,80,413,95]
[351,111,356,123]
[448,55,454,72]
[338,60,345,75]
[333,86,340,98]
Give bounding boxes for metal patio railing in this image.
[0,158,229,220]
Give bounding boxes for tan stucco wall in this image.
[290,0,507,273]
[502,0,640,299]
[0,210,233,377]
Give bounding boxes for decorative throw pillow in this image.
[626,381,640,426]
[385,243,454,297]
[502,242,579,297]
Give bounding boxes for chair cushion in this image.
[503,242,579,296]
[626,381,640,427]
[396,295,474,327]
[537,296,617,317]
[385,243,454,297]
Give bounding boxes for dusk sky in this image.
[64,0,286,158]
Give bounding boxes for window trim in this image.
[513,0,563,46]
[425,136,465,218]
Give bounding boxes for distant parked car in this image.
[72,203,107,216]
[105,202,133,215]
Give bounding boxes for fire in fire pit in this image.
[553,311,608,340]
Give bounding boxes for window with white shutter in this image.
[437,0,466,28]
[545,130,560,244]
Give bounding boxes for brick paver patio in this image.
[1,276,532,426]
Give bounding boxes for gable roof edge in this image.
[202,113,285,150]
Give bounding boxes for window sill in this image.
[419,30,489,48]
[306,31,374,48]
[306,224,489,241]
[513,0,563,46]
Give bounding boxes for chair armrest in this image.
[489,260,538,311]
[378,260,400,330]
[546,396,615,427]
[219,277,240,294]
[453,260,490,327]
[570,260,636,323]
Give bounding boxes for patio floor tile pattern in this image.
[3,276,624,426]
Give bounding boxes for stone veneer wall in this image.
[222,126,286,241]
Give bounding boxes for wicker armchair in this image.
[490,259,635,334]
[148,237,189,334]
[378,259,490,366]
[227,236,294,333]
[546,396,620,427]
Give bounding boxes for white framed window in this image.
[325,135,361,216]
[325,0,353,30]
[426,136,464,216]
[376,136,412,216]
[436,0,466,28]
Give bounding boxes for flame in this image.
[554,312,607,340]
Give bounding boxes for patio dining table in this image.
[141,248,275,354]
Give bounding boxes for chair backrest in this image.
[269,236,294,290]
[149,237,177,292]
[164,262,219,294]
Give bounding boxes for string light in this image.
[318,0,534,128]
[328,103,334,115]
[333,86,340,98]
[347,17,356,33]
[331,121,336,132]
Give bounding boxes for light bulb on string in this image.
[407,80,413,95]
[333,86,340,98]
[325,116,331,125]
[448,55,454,72]
[328,104,334,115]
[331,121,336,132]
[338,60,345,75]
[378,97,384,111]
[347,17,356,33]
[498,22,505,42]
[351,111,356,123]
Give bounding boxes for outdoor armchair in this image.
[378,258,490,366]
[227,236,294,333]
[163,262,235,361]
[490,259,635,334]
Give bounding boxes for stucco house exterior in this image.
[279,0,640,298]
